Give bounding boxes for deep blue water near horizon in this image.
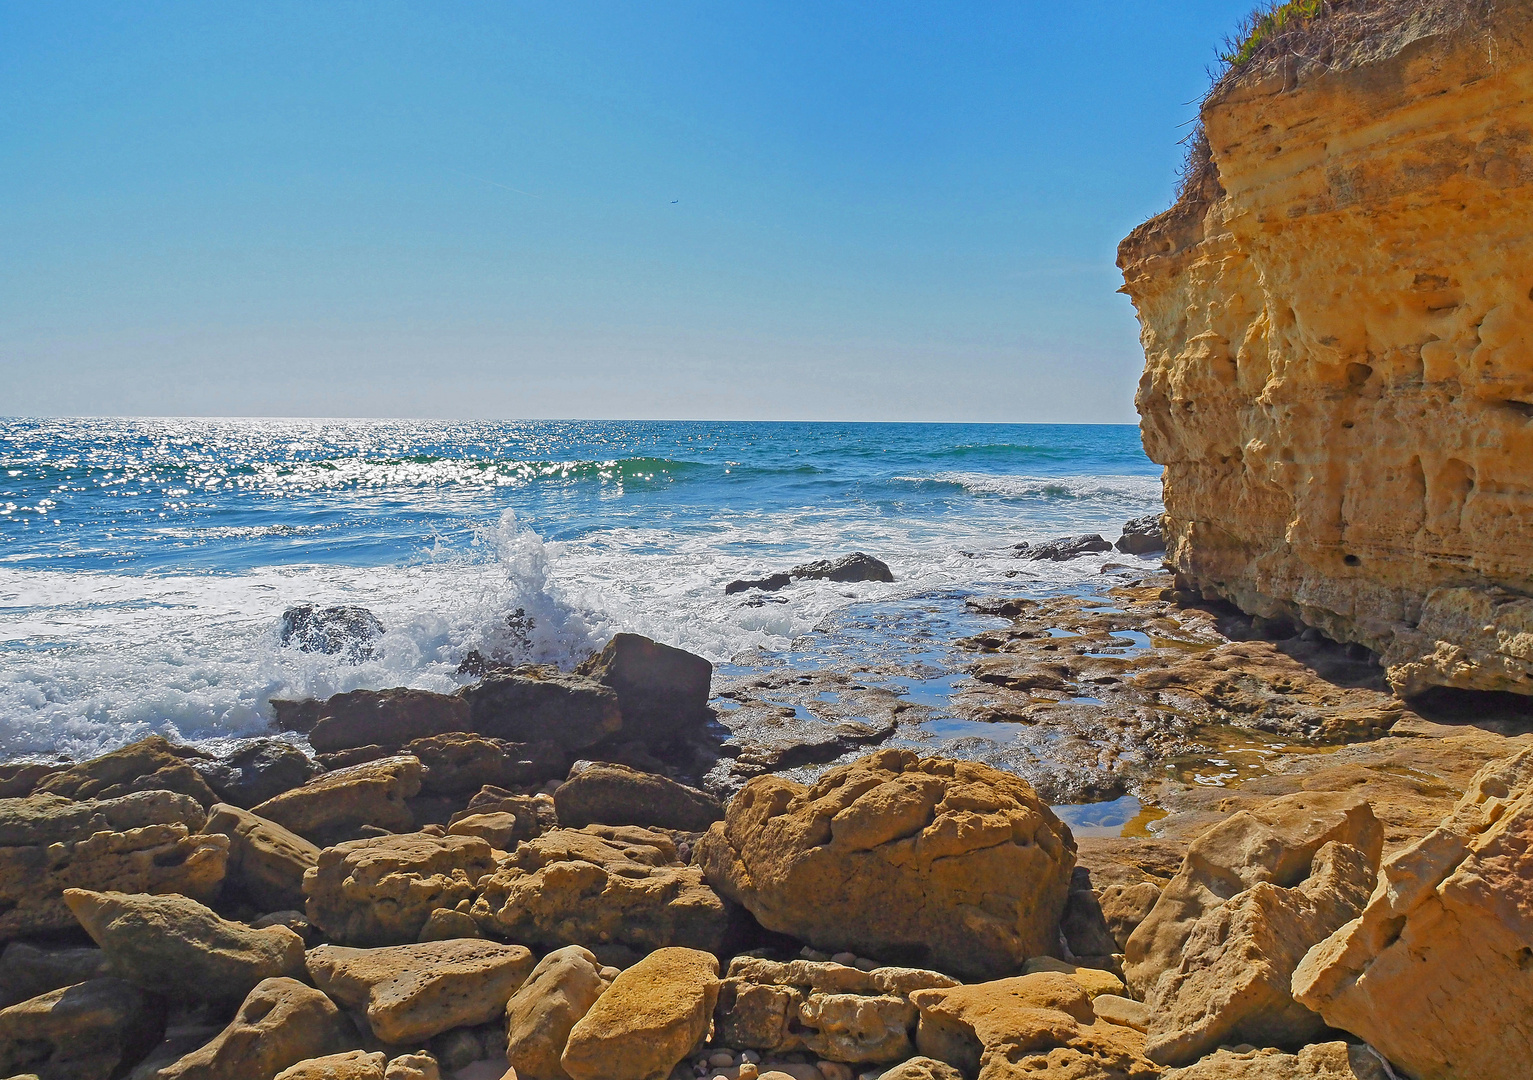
[0,418,1161,762]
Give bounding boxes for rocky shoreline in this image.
[0,535,1529,1079]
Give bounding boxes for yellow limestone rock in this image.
[908,971,1157,1080]
[307,939,535,1044]
[561,947,720,1080]
[504,944,610,1080]
[157,976,351,1080]
[1118,2,1533,697]
[1292,747,1533,1080]
[697,749,1076,980]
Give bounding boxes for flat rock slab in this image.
[307,940,535,1044]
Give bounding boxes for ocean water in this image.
[0,418,1161,761]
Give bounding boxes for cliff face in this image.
[1119,3,1533,697]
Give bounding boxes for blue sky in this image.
[2,2,1247,422]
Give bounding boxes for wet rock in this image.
[874,1059,963,1080]
[727,554,893,595]
[504,945,610,1080]
[472,825,728,959]
[308,690,470,755]
[697,750,1076,980]
[457,674,622,752]
[275,1051,388,1080]
[63,888,306,1007]
[573,633,715,744]
[725,572,794,594]
[307,939,534,1044]
[561,947,720,1080]
[34,736,220,807]
[1292,747,1533,1080]
[205,804,320,912]
[1023,534,1114,561]
[1115,515,1164,555]
[269,697,325,735]
[909,971,1157,1079]
[1124,790,1383,997]
[0,791,227,940]
[305,832,497,947]
[191,739,324,809]
[280,604,384,661]
[408,733,566,796]
[554,761,723,832]
[1161,1042,1391,1079]
[0,977,166,1080]
[715,957,956,1065]
[157,977,351,1080]
[252,754,422,845]
[1144,840,1377,1066]
[0,942,111,1009]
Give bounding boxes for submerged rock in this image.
[1292,746,1533,1080]
[280,604,384,661]
[698,749,1076,980]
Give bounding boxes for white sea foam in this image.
[895,472,1164,503]
[0,498,1159,760]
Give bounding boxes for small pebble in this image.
[710,1051,736,1067]
[830,951,857,966]
[600,966,622,982]
[852,957,879,972]
[798,946,829,961]
[818,1063,853,1080]
[740,1051,762,1065]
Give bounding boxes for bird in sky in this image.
[671,199,679,204]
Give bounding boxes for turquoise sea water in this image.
[0,418,1160,759]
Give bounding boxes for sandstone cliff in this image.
[1119,0,1533,697]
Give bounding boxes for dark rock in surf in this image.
[268,697,324,734]
[554,760,723,832]
[1115,514,1165,555]
[1023,534,1114,561]
[279,604,384,662]
[458,674,622,753]
[725,552,894,594]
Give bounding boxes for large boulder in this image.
[63,889,306,1008]
[33,736,220,806]
[156,977,351,1080]
[0,942,110,1009]
[1144,841,1378,1066]
[554,761,723,832]
[307,690,469,755]
[192,739,324,808]
[560,947,719,1080]
[0,791,226,940]
[205,804,320,912]
[697,749,1076,980]
[457,673,622,752]
[307,940,534,1044]
[251,755,422,844]
[472,825,728,960]
[1292,747,1533,1080]
[908,972,1157,1080]
[715,957,957,1065]
[305,832,497,946]
[504,945,611,1080]
[574,633,713,743]
[1115,515,1165,555]
[408,733,565,796]
[1124,790,1383,997]
[0,978,166,1080]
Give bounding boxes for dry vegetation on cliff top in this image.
[1176,0,1504,200]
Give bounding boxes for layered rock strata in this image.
[1119,1,1533,697]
